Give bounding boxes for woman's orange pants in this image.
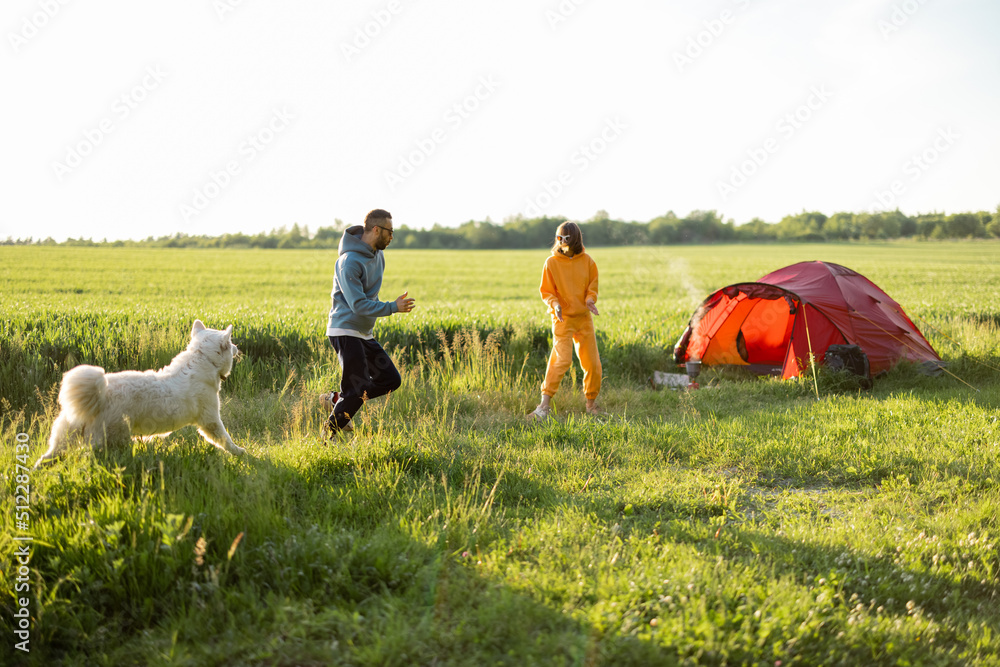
[541,313,602,400]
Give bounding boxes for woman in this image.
[529,221,603,419]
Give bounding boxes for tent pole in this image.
[801,303,820,400]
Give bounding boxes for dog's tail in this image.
[58,365,108,423]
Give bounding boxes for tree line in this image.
[5,207,999,248]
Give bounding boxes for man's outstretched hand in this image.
[395,291,416,313]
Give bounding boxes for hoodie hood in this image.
[338,225,376,258]
[551,246,587,259]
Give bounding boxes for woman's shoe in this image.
[527,404,552,421]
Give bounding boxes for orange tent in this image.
[673,261,941,379]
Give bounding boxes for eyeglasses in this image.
[376,225,394,237]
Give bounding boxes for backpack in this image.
[824,344,872,388]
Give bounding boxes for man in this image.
[322,209,415,436]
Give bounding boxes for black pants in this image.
[328,336,401,429]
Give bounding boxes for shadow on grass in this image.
[8,439,679,666]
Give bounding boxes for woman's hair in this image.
[552,221,584,256]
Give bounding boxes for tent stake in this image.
[801,304,820,400]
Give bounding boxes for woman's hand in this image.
[586,300,599,316]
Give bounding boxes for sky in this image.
[3,0,999,242]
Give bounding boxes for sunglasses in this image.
[555,234,569,242]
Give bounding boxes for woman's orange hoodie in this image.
[539,250,598,317]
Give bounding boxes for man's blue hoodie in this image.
[326,226,398,337]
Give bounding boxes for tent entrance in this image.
[679,284,802,377]
[699,293,796,375]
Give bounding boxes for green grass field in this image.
[2,242,999,665]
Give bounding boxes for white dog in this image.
[35,320,245,467]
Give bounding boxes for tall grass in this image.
[3,243,998,412]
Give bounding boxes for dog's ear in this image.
[191,320,206,337]
[224,325,233,340]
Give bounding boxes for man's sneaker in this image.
[320,391,340,413]
[526,404,552,421]
[322,418,354,441]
